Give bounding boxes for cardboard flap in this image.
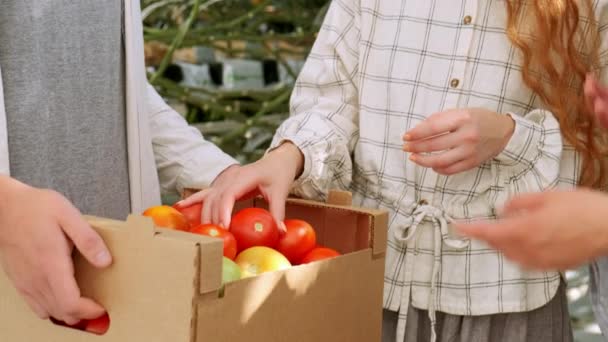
[197,240,223,295]
[125,214,157,238]
[127,217,224,295]
[0,214,207,342]
[327,190,352,206]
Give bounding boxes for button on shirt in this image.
[269,1,608,341]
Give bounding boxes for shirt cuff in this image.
[493,110,560,175]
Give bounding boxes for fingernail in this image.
[95,251,112,265]
[403,144,411,152]
[409,154,417,162]
[404,134,412,141]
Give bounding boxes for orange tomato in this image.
[235,247,291,278]
[191,224,238,260]
[143,205,190,231]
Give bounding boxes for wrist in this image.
[266,141,305,181]
[211,164,240,186]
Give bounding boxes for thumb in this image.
[59,204,112,268]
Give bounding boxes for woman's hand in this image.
[176,142,304,230]
[403,108,515,175]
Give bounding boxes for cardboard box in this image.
[0,191,387,342]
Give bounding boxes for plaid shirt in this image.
[270,0,608,341]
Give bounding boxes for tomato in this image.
[173,202,202,227]
[229,208,279,252]
[235,247,291,278]
[222,257,242,285]
[191,224,238,260]
[84,313,110,335]
[143,205,190,231]
[276,219,316,264]
[300,247,341,264]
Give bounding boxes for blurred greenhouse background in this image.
[141,1,603,340]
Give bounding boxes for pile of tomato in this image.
[143,203,341,285]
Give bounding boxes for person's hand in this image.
[584,73,608,129]
[403,108,515,175]
[176,142,304,230]
[454,189,608,270]
[0,176,112,324]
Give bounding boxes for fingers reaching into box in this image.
[176,142,305,232]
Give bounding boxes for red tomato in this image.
[84,313,110,335]
[276,219,316,264]
[143,205,190,231]
[173,202,202,227]
[230,208,279,252]
[300,247,341,264]
[191,224,238,260]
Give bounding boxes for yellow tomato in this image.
[235,247,291,278]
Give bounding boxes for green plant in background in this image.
[143,0,329,163]
[142,1,602,340]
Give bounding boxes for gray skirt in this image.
[382,281,573,342]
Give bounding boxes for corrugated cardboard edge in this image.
[191,248,202,342]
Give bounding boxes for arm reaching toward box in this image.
[177,0,360,229]
[0,175,110,324]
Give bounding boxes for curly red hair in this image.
[506,0,608,188]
